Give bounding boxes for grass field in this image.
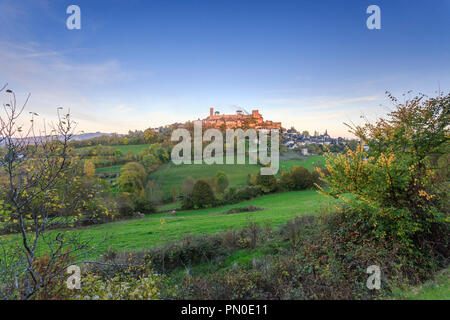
[392,267,450,300]
[3,190,332,260]
[79,145,324,198]
[109,144,150,155]
[279,155,325,173]
[95,165,124,174]
[149,161,261,199]
[77,144,150,155]
[156,201,182,212]
[86,190,333,258]
[150,155,326,199]
[77,144,149,175]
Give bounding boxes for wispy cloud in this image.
[0,0,25,20]
[0,41,135,133]
[0,41,131,89]
[263,95,379,112]
[111,104,134,114]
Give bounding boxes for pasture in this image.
[84,190,333,258]
[149,161,261,198]
[3,190,333,260]
[95,165,123,174]
[150,155,326,199]
[77,144,151,155]
[279,155,325,173]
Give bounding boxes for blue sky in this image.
[0,0,449,137]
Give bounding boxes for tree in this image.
[319,92,449,248]
[141,153,158,170]
[192,179,215,208]
[288,166,314,190]
[148,143,169,163]
[143,128,157,143]
[125,149,134,161]
[214,171,229,193]
[83,160,95,178]
[117,162,146,193]
[66,173,116,226]
[0,85,96,299]
[139,143,169,171]
[302,130,309,137]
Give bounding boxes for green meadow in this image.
[279,155,325,173]
[150,154,326,199]
[392,267,450,300]
[149,161,261,198]
[81,144,326,199]
[95,165,123,174]
[88,190,332,258]
[3,191,333,260]
[77,144,151,155]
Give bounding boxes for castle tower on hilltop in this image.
[202,107,281,130]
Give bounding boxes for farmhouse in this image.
[203,107,282,130]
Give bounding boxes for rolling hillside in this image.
[4,190,333,260]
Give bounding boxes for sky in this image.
[0,0,449,138]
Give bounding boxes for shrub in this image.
[173,212,435,300]
[223,186,263,204]
[75,272,163,300]
[134,196,154,214]
[214,171,229,193]
[247,173,257,186]
[242,220,262,249]
[223,187,237,203]
[255,173,277,193]
[145,234,230,273]
[192,179,215,208]
[237,186,263,201]
[221,205,263,215]
[292,165,314,189]
[311,169,322,188]
[318,92,450,253]
[116,197,134,218]
[181,194,195,210]
[281,166,314,190]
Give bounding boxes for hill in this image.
[149,161,261,199]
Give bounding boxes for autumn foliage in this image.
[318,92,449,261]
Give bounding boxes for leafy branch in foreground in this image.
[0,85,102,299]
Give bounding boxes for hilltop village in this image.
[202,107,282,130]
[159,107,353,155]
[282,129,346,148]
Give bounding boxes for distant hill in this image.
[0,132,119,145]
[70,132,119,141]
